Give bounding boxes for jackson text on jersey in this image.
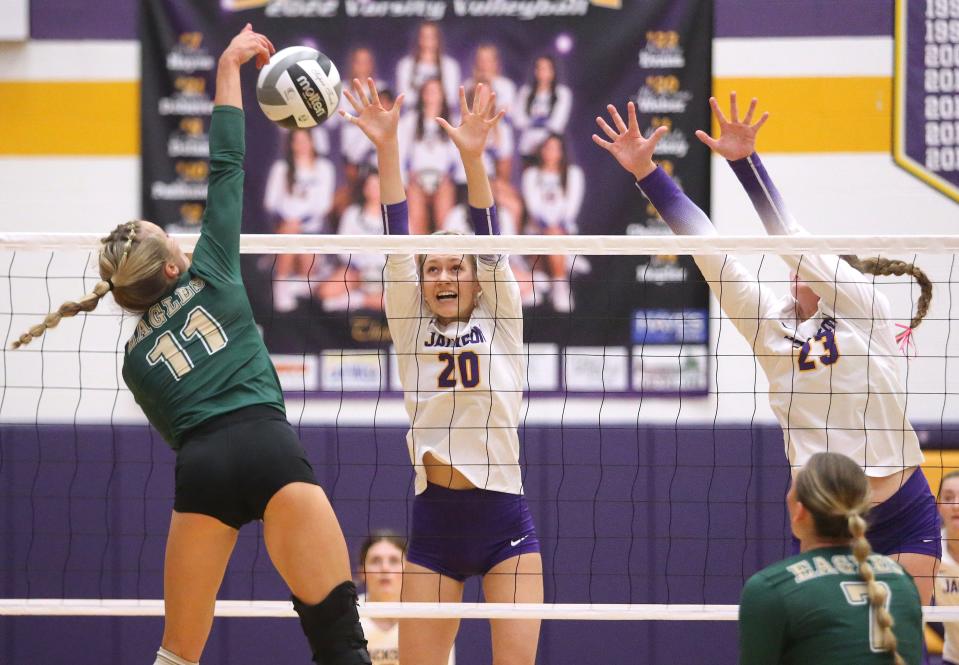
[423,325,486,349]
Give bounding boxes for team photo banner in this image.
[141,0,713,396]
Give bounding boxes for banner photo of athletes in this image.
[141,0,712,396]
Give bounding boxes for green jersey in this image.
[122,105,284,448]
[739,546,922,665]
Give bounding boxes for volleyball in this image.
[256,45,341,129]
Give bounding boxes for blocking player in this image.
[593,96,939,602]
[340,78,543,665]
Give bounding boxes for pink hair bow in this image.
[895,323,916,357]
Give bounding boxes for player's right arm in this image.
[192,25,274,283]
[738,574,788,665]
[340,78,420,346]
[593,100,780,345]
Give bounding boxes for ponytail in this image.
[847,512,905,665]
[795,452,904,665]
[11,220,176,349]
[841,255,933,329]
[11,280,113,349]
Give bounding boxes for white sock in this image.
[154,647,198,665]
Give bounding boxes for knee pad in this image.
[293,581,371,665]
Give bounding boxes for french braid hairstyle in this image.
[11,221,175,349]
[840,255,933,329]
[795,452,905,665]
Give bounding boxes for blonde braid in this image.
[848,512,905,665]
[11,280,113,349]
[841,255,933,329]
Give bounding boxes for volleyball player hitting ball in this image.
[740,452,922,664]
[592,96,940,603]
[11,26,370,665]
[340,78,543,665]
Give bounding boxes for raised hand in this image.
[695,92,769,161]
[436,84,506,159]
[340,77,404,149]
[221,23,274,69]
[591,101,668,181]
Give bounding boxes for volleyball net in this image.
[2,232,959,624]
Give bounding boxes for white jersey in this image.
[395,54,462,109]
[340,119,378,168]
[384,249,525,495]
[263,158,335,233]
[358,615,455,665]
[695,250,923,476]
[397,113,458,192]
[514,83,572,156]
[338,204,386,281]
[521,164,585,233]
[938,536,959,663]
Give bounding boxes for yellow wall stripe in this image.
[0,77,892,156]
[713,76,892,153]
[0,81,139,155]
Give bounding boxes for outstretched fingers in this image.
[342,87,362,115]
[458,85,470,116]
[694,129,719,150]
[595,114,619,142]
[753,110,770,131]
[607,104,628,134]
[351,78,371,107]
[729,91,739,123]
[591,133,614,152]
[742,97,758,125]
[367,77,381,107]
[626,101,640,134]
[708,96,729,126]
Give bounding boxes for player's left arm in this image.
[438,85,523,326]
[193,25,274,283]
[698,93,885,321]
[737,575,788,665]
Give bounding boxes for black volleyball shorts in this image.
[174,404,318,529]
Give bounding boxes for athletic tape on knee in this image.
[293,580,371,665]
[154,647,198,665]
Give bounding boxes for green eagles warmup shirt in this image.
[122,106,285,448]
[738,546,922,665]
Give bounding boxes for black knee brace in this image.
[293,581,371,665]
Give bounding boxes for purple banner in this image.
[894,0,959,203]
[141,0,713,397]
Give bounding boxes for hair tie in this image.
[895,323,916,357]
[106,278,114,291]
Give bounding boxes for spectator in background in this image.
[336,45,391,216]
[395,22,461,109]
[264,129,335,312]
[515,55,573,162]
[398,78,457,234]
[356,531,455,665]
[521,133,585,312]
[938,471,959,665]
[463,44,517,118]
[319,169,386,312]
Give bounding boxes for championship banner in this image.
[895,0,959,203]
[141,0,712,396]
